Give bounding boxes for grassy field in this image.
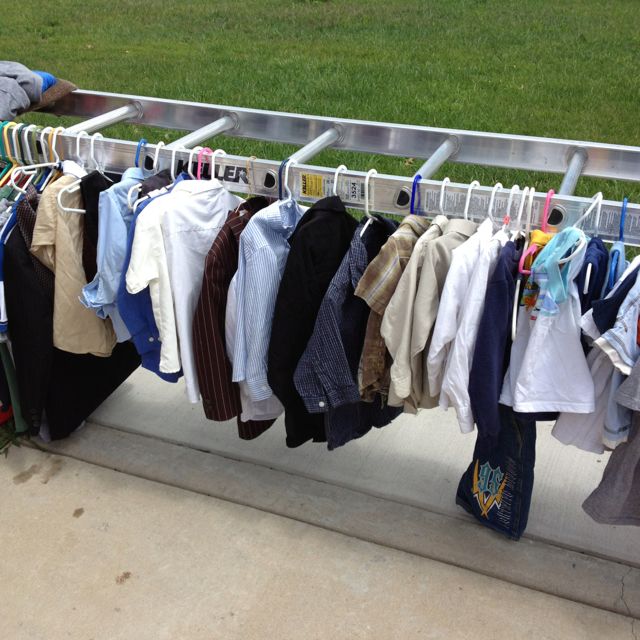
[2,0,639,201]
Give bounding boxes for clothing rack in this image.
[31,89,640,245]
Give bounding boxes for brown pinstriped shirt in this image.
[192,197,275,439]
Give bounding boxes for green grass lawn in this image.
[2,0,639,201]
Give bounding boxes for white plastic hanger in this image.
[57,130,93,213]
[503,184,520,232]
[360,168,377,238]
[152,141,165,172]
[439,177,450,215]
[511,187,536,341]
[187,146,203,179]
[487,182,503,225]
[511,186,530,242]
[333,164,347,196]
[463,180,480,220]
[10,126,61,194]
[210,148,226,182]
[576,192,603,294]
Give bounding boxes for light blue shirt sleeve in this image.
[80,188,132,341]
[231,243,281,402]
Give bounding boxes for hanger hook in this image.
[487,182,503,222]
[364,168,377,219]
[39,126,52,163]
[504,184,520,228]
[134,138,147,168]
[196,147,213,180]
[170,146,180,180]
[90,132,105,171]
[11,124,22,164]
[75,130,90,164]
[333,164,347,197]
[283,158,297,199]
[620,197,628,242]
[439,177,450,214]
[463,180,480,220]
[187,146,203,179]
[50,126,65,163]
[515,186,530,229]
[22,124,37,165]
[574,192,603,230]
[153,141,165,172]
[211,148,226,181]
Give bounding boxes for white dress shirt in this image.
[161,179,243,402]
[439,228,509,432]
[427,217,494,397]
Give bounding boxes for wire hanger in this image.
[333,164,347,197]
[360,168,378,238]
[463,180,480,220]
[282,157,297,203]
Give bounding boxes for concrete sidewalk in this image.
[2,446,638,640]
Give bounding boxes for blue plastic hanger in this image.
[134,138,148,168]
[409,173,422,215]
[607,197,627,291]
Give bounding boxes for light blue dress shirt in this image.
[80,167,145,341]
[231,199,305,402]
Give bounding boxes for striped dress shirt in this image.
[192,197,275,440]
[231,199,306,402]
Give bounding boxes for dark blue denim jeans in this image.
[456,404,536,540]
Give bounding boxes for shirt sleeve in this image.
[294,288,361,413]
[232,245,281,402]
[426,245,469,396]
[30,186,58,272]
[381,245,421,403]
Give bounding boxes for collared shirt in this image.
[80,167,146,342]
[427,217,493,398]
[230,199,306,402]
[267,196,358,448]
[355,214,430,402]
[157,179,243,402]
[31,173,117,357]
[439,228,509,432]
[381,217,475,412]
[117,174,188,382]
[192,197,275,440]
[294,217,401,450]
[226,272,284,422]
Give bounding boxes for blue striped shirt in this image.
[231,199,305,401]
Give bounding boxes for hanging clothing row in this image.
[0,124,638,541]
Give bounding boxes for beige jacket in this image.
[381,217,477,412]
[31,174,116,357]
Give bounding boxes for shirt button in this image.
[318,401,325,408]
[261,385,267,391]
[148,337,155,342]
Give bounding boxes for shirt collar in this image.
[397,214,430,237]
[444,217,478,238]
[348,231,369,289]
[121,166,146,183]
[62,160,87,179]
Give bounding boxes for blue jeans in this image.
[456,405,536,540]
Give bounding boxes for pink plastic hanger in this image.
[196,147,213,180]
[518,188,554,275]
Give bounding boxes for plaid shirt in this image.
[294,216,402,450]
[354,215,431,401]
